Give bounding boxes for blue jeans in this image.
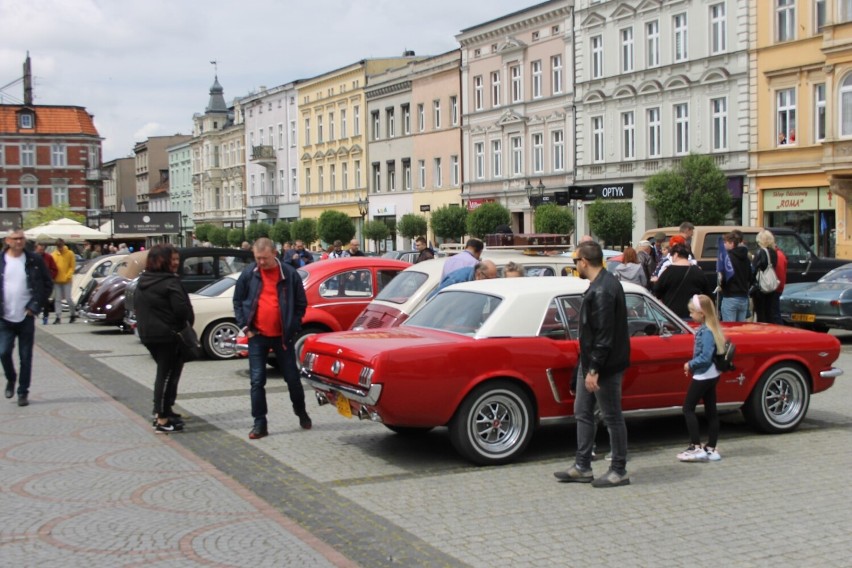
[721,296,749,322]
[0,316,35,396]
[574,369,628,475]
[248,334,306,428]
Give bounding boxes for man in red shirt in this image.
[233,238,310,439]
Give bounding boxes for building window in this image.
[304,118,311,145]
[591,35,603,79]
[291,168,298,195]
[674,13,688,62]
[433,100,441,129]
[816,0,826,31]
[341,110,347,138]
[451,155,459,186]
[20,113,33,129]
[475,142,485,179]
[815,83,826,142]
[318,166,324,192]
[354,106,361,136]
[387,161,396,191]
[646,20,660,68]
[51,144,67,167]
[491,71,501,107]
[329,113,335,140]
[450,96,459,126]
[52,183,69,206]
[434,158,443,188]
[22,184,37,209]
[842,0,852,22]
[532,133,543,172]
[492,139,502,177]
[622,111,635,159]
[648,107,661,158]
[403,160,411,190]
[840,76,852,136]
[711,97,728,151]
[777,87,797,143]
[21,143,35,166]
[474,75,484,110]
[710,3,727,54]
[372,163,381,192]
[0,144,3,167]
[777,0,795,42]
[387,108,395,138]
[417,103,425,132]
[511,64,522,102]
[260,172,266,195]
[278,124,284,148]
[305,168,311,193]
[317,115,324,143]
[532,60,543,98]
[551,55,563,94]
[621,27,634,73]
[418,160,426,189]
[355,160,361,187]
[289,120,296,146]
[402,104,411,134]
[342,163,349,190]
[552,130,565,171]
[511,136,523,176]
[0,185,5,209]
[592,116,604,163]
[674,103,689,154]
[330,164,336,191]
[371,111,380,140]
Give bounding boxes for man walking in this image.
[555,240,631,487]
[233,238,312,440]
[1,229,53,406]
[51,238,76,324]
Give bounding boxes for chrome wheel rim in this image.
[762,371,806,426]
[210,323,239,358]
[469,392,526,456]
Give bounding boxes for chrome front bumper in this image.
[300,368,383,406]
[820,367,844,379]
[83,312,107,321]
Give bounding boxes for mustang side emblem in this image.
[331,360,343,376]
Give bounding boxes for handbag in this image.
[175,323,204,361]
[757,248,780,294]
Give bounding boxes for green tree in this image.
[193,223,213,243]
[227,228,244,247]
[363,219,390,252]
[269,220,292,246]
[431,205,468,242]
[466,202,510,239]
[290,218,318,246]
[397,213,428,242]
[534,204,575,235]
[644,153,732,226]
[587,201,634,248]
[245,222,269,241]
[317,210,356,245]
[208,226,230,247]
[23,204,85,229]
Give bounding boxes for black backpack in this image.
[714,340,736,372]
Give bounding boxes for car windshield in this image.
[820,266,852,283]
[374,270,429,304]
[195,277,236,297]
[405,291,502,335]
[297,269,309,283]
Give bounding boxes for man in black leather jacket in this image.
[555,240,631,488]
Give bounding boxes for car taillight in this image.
[359,367,374,388]
[303,352,317,371]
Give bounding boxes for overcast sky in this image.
[0,0,531,162]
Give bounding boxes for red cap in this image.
[669,235,686,246]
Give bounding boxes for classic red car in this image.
[234,257,411,359]
[302,278,842,465]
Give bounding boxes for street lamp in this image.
[526,179,545,232]
[357,194,369,249]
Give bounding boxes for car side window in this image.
[628,294,687,336]
[538,295,582,340]
[92,261,113,278]
[319,269,373,298]
[700,233,725,259]
[376,270,400,293]
[774,234,808,261]
[220,255,251,275]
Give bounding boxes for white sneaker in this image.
[704,447,721,461]
[677,445,708,462]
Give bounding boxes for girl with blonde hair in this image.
[677,294,725,462]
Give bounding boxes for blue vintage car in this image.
[780,263,852,332]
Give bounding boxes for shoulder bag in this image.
[175,323,204,362]
[757,248,780,294]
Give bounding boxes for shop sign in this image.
[568,183,634,200]
[371,204,396,216]
[467,198,495,211]
[113,212,181,234]
[763,188,818,211]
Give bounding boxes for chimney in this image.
[23,52,33,106]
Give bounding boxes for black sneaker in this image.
[17,394,29,407]
[155,422,183,434]
[4,381,13,399]
[152,416,184,428]
[69,315,77,323]
[54,318,61,324]
[249,426,268,440]
[297,410,312,430]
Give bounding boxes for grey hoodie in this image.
[614,262,647,287]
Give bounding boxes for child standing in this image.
[678,294,725,462]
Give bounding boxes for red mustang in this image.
[302,278,843,465]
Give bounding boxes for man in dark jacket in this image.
[34,243,58,325]
[555,240,631,488]
[233,238,311,439]
[0,229,53,406]
[414,236,434,263]
[720,231,751,322]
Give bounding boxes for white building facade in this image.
[168,141,193,243]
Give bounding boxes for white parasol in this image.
[24,217,110,243]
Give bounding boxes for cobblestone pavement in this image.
[4,321,852,567]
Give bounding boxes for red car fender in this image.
[302,307,344,332]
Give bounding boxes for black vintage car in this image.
[82,247,253,331]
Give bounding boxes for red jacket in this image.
[41,252,58,281]
[775,247,788,292]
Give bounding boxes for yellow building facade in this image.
[750,0,852,258]
[296,58,417,246]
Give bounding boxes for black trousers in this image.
[682,377,720,447]
[144,342,184,416]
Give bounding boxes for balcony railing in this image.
[251,145,276,166]
[85,168,106,181]
[250,194,280,207]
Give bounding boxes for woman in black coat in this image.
[135,244,194,433]
[752,229,780,323]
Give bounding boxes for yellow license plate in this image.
[336,394,353,418]
[791,313,816,323]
